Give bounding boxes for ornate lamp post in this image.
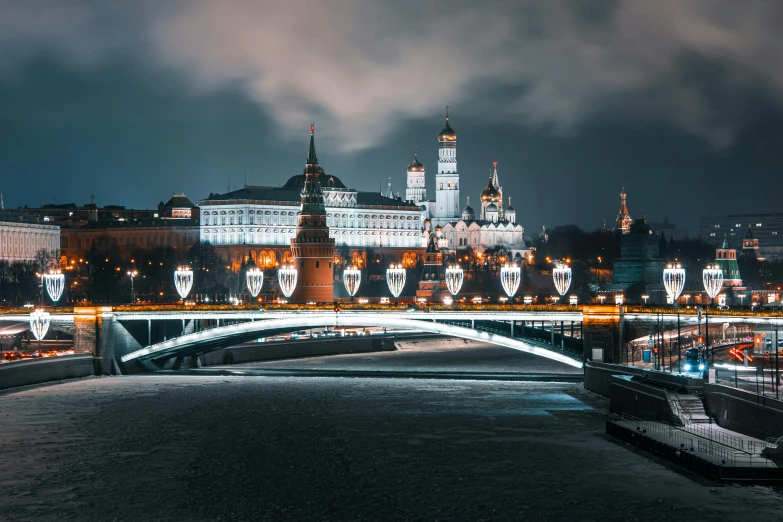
[552,262,572,296]
[702,264,723,301]
[386,264,406,304]
[174,266,194,300]
[445,265,464,296]
[246,268,264,298]
[126,270,138,303]
[29,310,50,348]
[44,271,65,304]
[343,266,361,301]
[663,263,686,304]
[500,263,521,300]
[278,264,298,299]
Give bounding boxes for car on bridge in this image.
[682,348,705,373]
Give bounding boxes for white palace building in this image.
[199,113,529,270]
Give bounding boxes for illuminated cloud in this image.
[2,0,783,150]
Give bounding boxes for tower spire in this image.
[307,123,318,165]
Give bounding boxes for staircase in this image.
[672,392,711,425]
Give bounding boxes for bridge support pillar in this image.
[551,321,555,348]
[511,320,514,338]
[581,305,622,363]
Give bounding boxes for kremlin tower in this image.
[290,124,335,303]
[433,107,460,226]
[405,153,426,204]
[615,187,631,234]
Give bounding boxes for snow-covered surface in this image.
[1,372,783,520]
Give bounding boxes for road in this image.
[0,344,782,520]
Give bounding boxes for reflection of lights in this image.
[663,263,685,302]
[386,264,406,298]
[702,264,723,299]
[500,264,521,298]
[343,266,361,297]
[174,267,194,299]
[29,310,50,341]
[44,271,64,302]
[445,265,464,296]
[442,296,453,306]
[278,265,298,298]
[553,263,571,296]
[246,268,264,297]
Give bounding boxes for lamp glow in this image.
[343,266,361,297]
[246,268,264,298]
[445,265,464,296]
[663,264,686,303]
[278,264,298,298]
[174,267,194,299]
[702,264,723,299]
[44,271,64,303]
[552,263,572,296]
[29,310,50,341]
[500,263,521,298]
[386,264,406,299]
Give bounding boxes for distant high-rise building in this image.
[699,213,783,260]
[615,187,631,234]
[290,124,335,304]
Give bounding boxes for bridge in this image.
[2,305,783,374]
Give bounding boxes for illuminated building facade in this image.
[615,187,631,234]
[0,213,60,262]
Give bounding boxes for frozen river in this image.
[0,344,782,520]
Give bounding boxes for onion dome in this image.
[434,225,443,233]
[505,196,515,212]
[438,118,457,142]
[461,196,475,220]
[480,173,500,203]
[407,153,424,172]
[486,203,498,213]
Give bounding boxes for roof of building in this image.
[201,185,418,210]
[745,224,755,239]
[163,194,196,208]
[283,170,347,190]
[486,203,498,212]
[720,237,734,249]
[61,218,199,230]
[462,205,475,215]
[0,211,59,227]
[480,173,500,202]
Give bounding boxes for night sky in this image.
[2,1,783,236]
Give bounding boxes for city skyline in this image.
[3,1,783,235]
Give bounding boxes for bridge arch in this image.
[120,313,584,369]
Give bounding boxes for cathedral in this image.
[407,111,529,262]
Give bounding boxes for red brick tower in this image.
[290,124,335,303]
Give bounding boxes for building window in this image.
[229,215,235,225]
[238,215,243,225]
[229,233,235,243]
[221,216,226,225]
[316,260,320,268]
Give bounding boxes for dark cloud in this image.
[1,0,783,235]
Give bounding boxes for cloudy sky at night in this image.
[2,0,783,236]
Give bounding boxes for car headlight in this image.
[683,364,691,371]
[698,364,705,371]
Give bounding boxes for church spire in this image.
[307,123,318,165]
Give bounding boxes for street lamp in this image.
[278,264,298,298]
[615,295,624,305]
[641,295,649,304]
[343,266,361,300]
[386,264,406,303]
[683,294,691,305]
[174,266,194,300]
[500,263,521,299]
[246,268,264,298]
[445,265,464,296]
[663,263,686,304]
[553,263,572,296]
[44,271,64,304]
[702,264,723,300]
[29,310,50,348]
[569,295,578,305]
[126,270,138,303]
